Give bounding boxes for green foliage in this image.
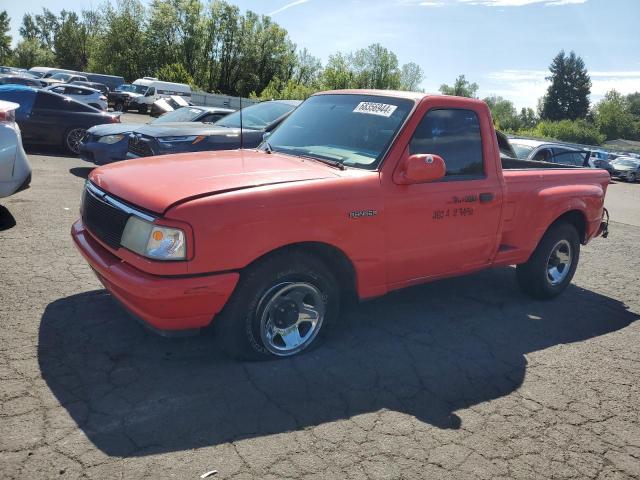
[593,90,640,141]
[156,62,194,86]
[252,78,317,101]
[541,50,591,121]
[518,107,538,130]
[521,119,605,145]
[12,38,55,69]
[0,11,11,65]
[89,0,148,80]
[439,75,478,98]
[484,95,520,131]
[350,43,401,89]
[54,11,89,70]
[399,62,424,92]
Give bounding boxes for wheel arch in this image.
[241,241,358,300]
[549,209,587,244]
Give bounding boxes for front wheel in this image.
[64,127,87,155]
[627,172,637,183]
[138,104,148,114]
[516,222,580,299]
[215,251,340,360]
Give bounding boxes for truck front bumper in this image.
[71,220,239,334]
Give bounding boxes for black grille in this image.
[128,135,154,157]
[82,188,129,249]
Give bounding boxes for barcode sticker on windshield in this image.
[353,102,398,117]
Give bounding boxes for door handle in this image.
[479,192,494,203]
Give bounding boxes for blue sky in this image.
[5,0,640,109]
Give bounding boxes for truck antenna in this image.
[239,95,243,150]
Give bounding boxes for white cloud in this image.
[482,69,640,109]
[268,0,311,16]
[402,0,587,6]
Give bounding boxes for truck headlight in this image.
[120,216,186,260]
[98,134,125,144]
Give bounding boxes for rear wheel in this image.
[64,127,87,155]
[114,101,126,112]
[516,222,580,299]
[627,172,637,182]
[138,104,148,114]
[215,251,340,360]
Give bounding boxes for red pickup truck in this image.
[72,90,610,359]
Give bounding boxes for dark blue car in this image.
[79,106,233,164]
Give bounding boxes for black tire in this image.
[516,222,580,300]
[628,172,637,183]
[114,101,127,112]
[64,127,87,155]
[215,250,340,361]
[138,104,148,114]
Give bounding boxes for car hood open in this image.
[89,149,341,214]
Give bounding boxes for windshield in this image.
[117,84,147,94]
[511,143,535,159]
[51,73,72,81]
[152,107,204,123]
[214,101,296,130]
[264,94,414,169]
[614,159,639,167]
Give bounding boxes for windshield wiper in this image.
[277,147,346,170]
[263,141,273,154]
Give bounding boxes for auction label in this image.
[353,102,398,117]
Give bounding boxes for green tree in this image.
[439,75,478,98]
[518,107,538,130]
[54,11,89,70]
[156,62,194,85]
[253,77,317,100]
[350,43,401,89]
[484,95,520,131]
[292,48,322,85]
[541,50,591,121]
[526,119,604,145]
[399,62,424,91]
[0,11,11,65]
[90,0,148,80]
[12,38,55,68]
[20,9,60,51]
[593,90,637,140]
[626,92,640,117]
[321,52,354,90]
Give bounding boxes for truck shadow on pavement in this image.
[38,267,638,457]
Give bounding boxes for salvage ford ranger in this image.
[72,90,610,360]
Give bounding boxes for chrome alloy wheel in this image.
[259,282,325,356]
[546,239,572,286]
[66,128,87,154]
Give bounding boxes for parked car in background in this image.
[510,139,589,167]
[70,81,110,95]
[108,83,148,112]
[610,157,640,182]
[129,79,192,114]
[80,105,234,164]
[44,84,108,111]
[0,75,43,87]
[0,85,120,154]
[150,95,190,117]
[126,100,300,159]
[40,72,89,88]
[83,73,124,91]
[0,100,31,198]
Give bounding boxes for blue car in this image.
[79,106,233,164]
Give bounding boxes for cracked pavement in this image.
[1,139,639,479]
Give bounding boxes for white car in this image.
[44,84,108,111]
[0,100,31,198]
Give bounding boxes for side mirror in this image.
[394,153,446,185]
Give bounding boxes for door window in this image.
[409,108,484,178]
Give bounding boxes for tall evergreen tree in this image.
[541,50,591,121]
[0,11,11,64]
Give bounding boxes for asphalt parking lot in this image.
[1,132,639,479]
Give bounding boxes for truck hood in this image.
[89,149,341,213]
